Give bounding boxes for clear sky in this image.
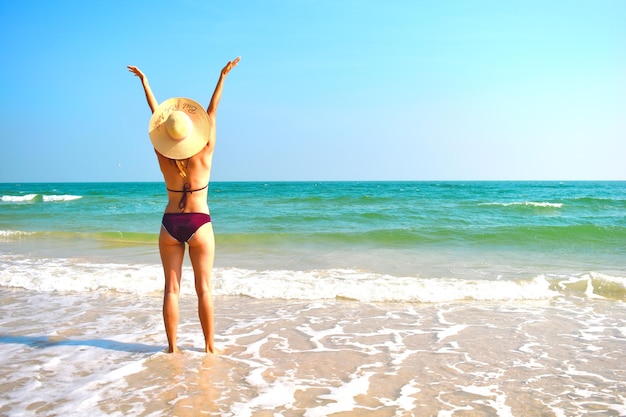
[1,0,624,182]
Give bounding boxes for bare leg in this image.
[159,226,185,353]
[188,222,216,353]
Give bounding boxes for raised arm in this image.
[127,65,158,114]
[206,57,240,118]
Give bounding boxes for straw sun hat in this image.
[149,97,210,160]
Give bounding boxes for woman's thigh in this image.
[159,226,185,290]
[188,223,215,291]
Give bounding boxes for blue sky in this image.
[1,0,624,182]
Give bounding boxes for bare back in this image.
[157,142,214,214]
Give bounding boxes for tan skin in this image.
[128,57,240,354]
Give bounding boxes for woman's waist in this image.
[164,199,209,214]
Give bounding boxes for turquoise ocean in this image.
[1,181,625,416]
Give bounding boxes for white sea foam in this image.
[381,379,421,411]
[304,367,376,417]
[0,255,163,295]
[436,324,469,342]
[479,201,563,208]
[457,385,513,417]
[0,253,573,302]
[0,230,36,238]
[1,194,82,202]
[231,377,298,417]
[1,193,37,202]
[42,194,82,202]
[2,252,623,302]
[215,268,561,302]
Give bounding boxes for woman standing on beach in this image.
[128,57,240,354]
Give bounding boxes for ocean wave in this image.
[556,273,626,299]
[217,223,626,249]
[1,194,38,202]
[0,256,163,295]
[479,201,563,208]
[1,194,82,203]
[0,230,37,238]
[1,254,623,302]
[214,268,562,302]
[42,195,82,202]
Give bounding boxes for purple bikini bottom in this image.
[161,212,211,243]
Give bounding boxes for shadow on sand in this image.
[0,334,162,353]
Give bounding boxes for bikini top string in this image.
[166,183,209,210]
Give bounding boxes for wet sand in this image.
[1,288,625,416]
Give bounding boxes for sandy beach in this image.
[2,287,625,416]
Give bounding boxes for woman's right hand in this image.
[221,57,241,76]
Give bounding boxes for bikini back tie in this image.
[166,183,209,210]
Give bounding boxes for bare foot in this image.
[206,346,222,355]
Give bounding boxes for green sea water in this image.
[1,181,625,298]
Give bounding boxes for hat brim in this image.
[149,97,210,160]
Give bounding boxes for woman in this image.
[128,57,240,354]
